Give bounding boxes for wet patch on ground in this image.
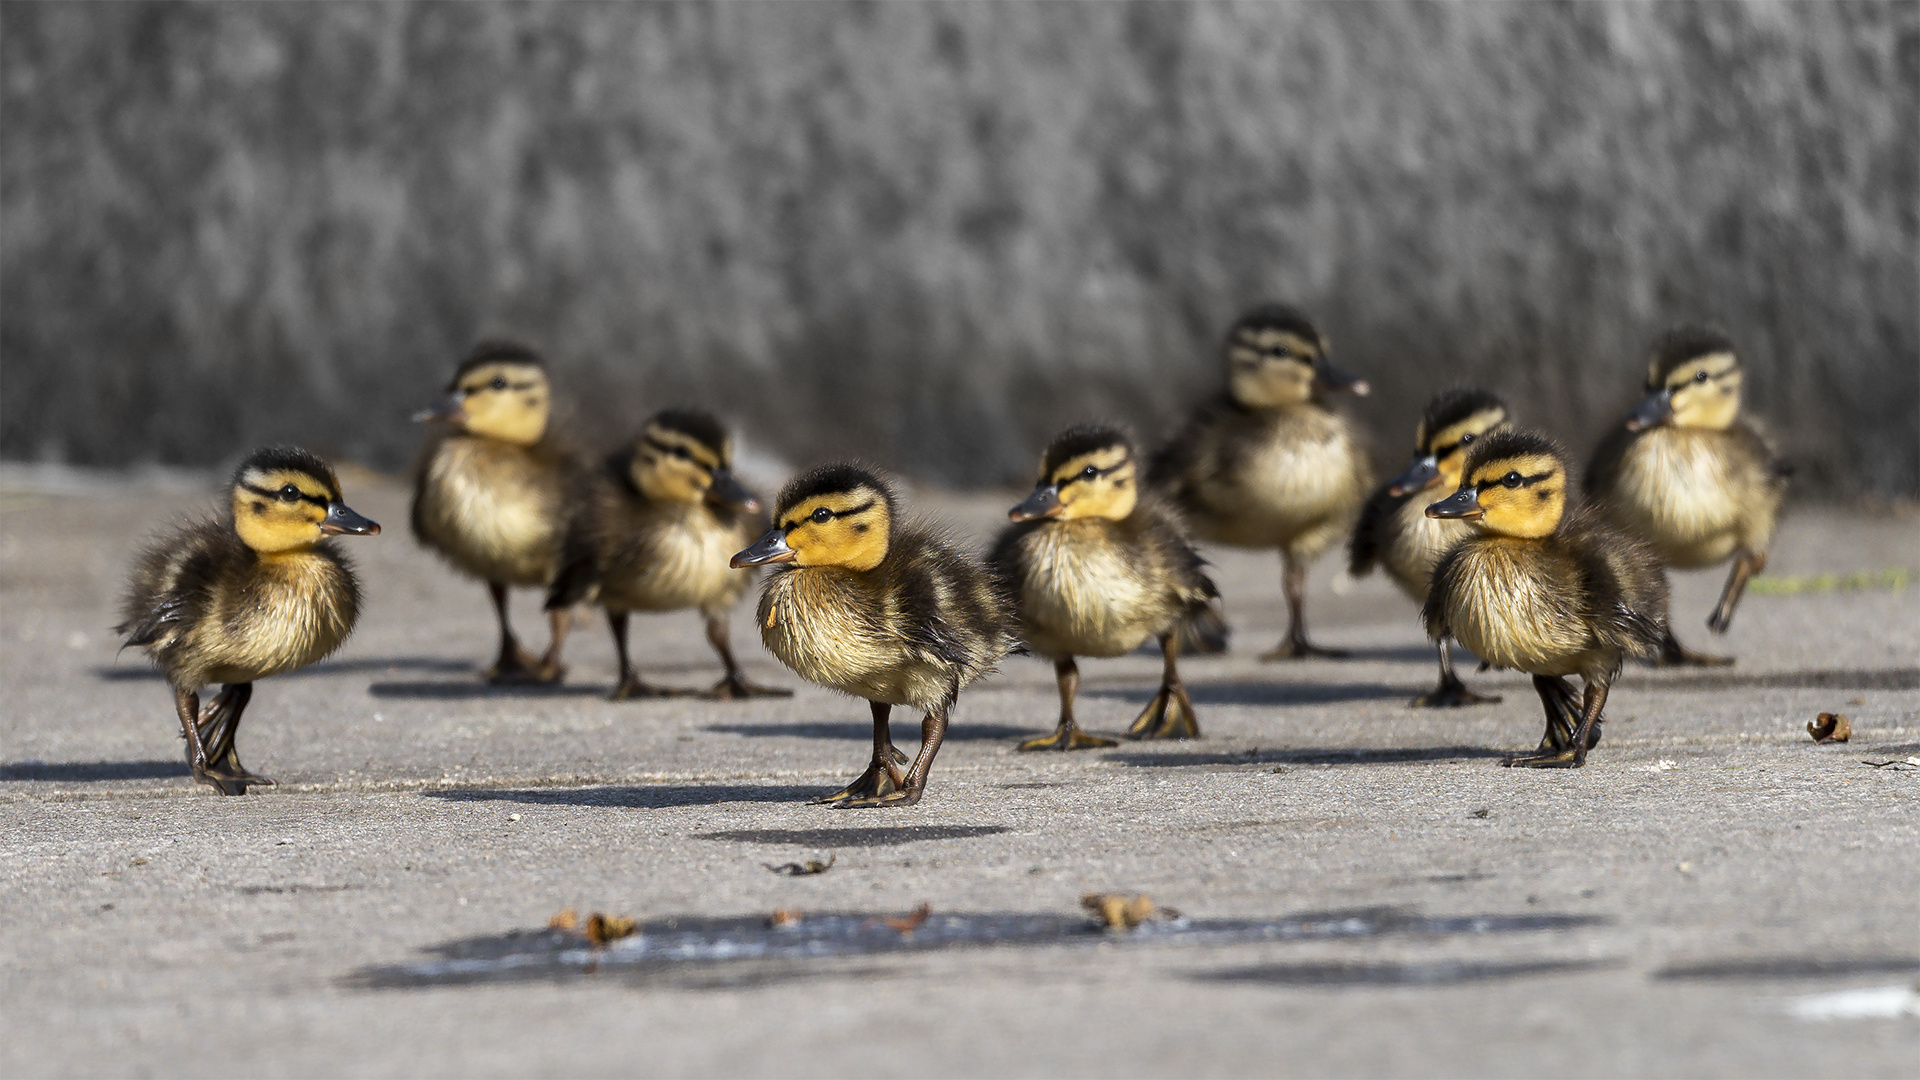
[347,906,1607,990]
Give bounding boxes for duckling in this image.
[1350,388,1512,707]
[117,447,380,795]
[1150,302,1373,659]
[545,409,790,700]
[731,464,1015,808]
[991,425,1219,748]
[1423,429,1668,767]
[412,341,581,683]
[1585,326,1789,666]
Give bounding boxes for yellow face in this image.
[448,362,550,445]
[1227,327,1323,409]
[1445,452,1567,539]
[768,485,892,571]
[1419,407,1511,490]
[1652,350,1742,430]
[230,467,339,554]
[632,424,728,505]
[1012,444,1138,522]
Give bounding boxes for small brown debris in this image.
[1469,808,1492,819]
[768,907,803,928]
[583,912,637,946]
[763,854,836,876]
[882,902,932,935]
[130,858,149,866]
[548,908,579,931]
[1808,713,1852,743]
[1082,892,1158,930]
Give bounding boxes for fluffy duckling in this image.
[118,447,380,795]
[546,409,789,700]
[1423,430,1668,767]
[731,464,1015,808]
[1585,326,1788,665]
[1350,388,1512,707]
[412,341,580,683]
[1151,303,1373,659]
[992,425,1219,748]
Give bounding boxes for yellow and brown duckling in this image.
[1151,302,1373,659]
[117,447,380,795]
[1350,388,1512,707]
[1423,430,1668,767]
[731,464,1015,808]
[1585,326,1788,666]
[992,425,1219,748]
[412,341,582,683]
[546,409,789,700]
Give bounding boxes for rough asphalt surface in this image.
[3,468,1916,1078]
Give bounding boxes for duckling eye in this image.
[488,375,508,391]
[1080,465,1099,480]
[810,506,832,524]
[1502,471,1523,489]
[1460,433,1475,446]
[1693,370,1710,383]
[277,484,301,502]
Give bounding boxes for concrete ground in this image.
[2,466,1916,1078]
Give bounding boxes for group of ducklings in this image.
[120,306,1786,804]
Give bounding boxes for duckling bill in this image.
[546,409,789,700]
[732,464,1014,808]
[412,342,580,683]
[1350,388,1511,708]
[1423,430,1667,767]
[993,426,1219,748]
[1151,303,1373,659]
[1585,326,1788,666]
[118,447,379,795]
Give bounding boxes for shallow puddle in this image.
[351,905,1604,989]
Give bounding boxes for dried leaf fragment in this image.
[768,907,803,928]
[882,902,932,935]
[1808,713,1851,743]
[584,912,637,946]
[1082,892,1158,930]
[763,854,836,876]
[548,908,578,931]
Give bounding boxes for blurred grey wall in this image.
[3,1,1916,494]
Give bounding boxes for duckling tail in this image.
[1169,602,1230,657]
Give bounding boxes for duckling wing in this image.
[117,523,232,649]
[1147,395,1245,500]
[1348,481,1414,578]
[1567,517,1669,659]
[1582,421,1639,501]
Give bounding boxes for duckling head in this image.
[1387,388,1512,497]
[230,446,381,555]
[627,409,758,511]
[1624,326,1742,432]
[1223,303,1370,409]
[731,464,894,572]
[1426,429,1569,539]
[1008,425,1139,522]
[414,341,551,446]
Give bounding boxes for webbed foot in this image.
[486,646,566,685]
[1018,722,1118,752]
[1657,633,1734,668]
[1502,748,1586,769]
[1411,680,1503,709]
[699,673,793,701]
[1260,638,1349,661]
[830,787,924,809]
[815,744,912,805]
[1127,683,1200,740]
[609,677,697,701]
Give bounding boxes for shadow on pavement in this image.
[1109,745,1509,768]
[425,784,823,808]
[1653,955,1920,981]
[94,656,478,681]
[1193,956,1617,986]
[697,825,1012,846]
[1085,681,1407,706]
[1,759,187,782]
[368,681,610,700]
[705,721,1036,742]
[1626,666,1920,691]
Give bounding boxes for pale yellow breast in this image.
[1442,544,1595,678]
[757,571,948,710]
[1014,525,1161,659]
[1193,409,1366,550]
[1381,496,1470,603]
[1611,428,1745,566]
[601,504,750,614]
[417,438,562,585]
[199,553,356,685]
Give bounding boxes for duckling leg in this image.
[535,607,571,683]
[1411,638,1503,708]
[1706,549,1765,635]
[1657,628,1734,668]
[1020,657,1118,750]
[1127,635,1202,740]
[196,682,273,791]
[605,611,696,700]
[1507,675,1607,768]
[1260,553,1348,660]
[173,686,240,796]
[483,582,556,683]
[699,614,792,700]
[833,703,950,808]
[816,702,912,806]
[1526,675,1593,754]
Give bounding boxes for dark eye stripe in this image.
[782,498,875,531]
[241,482,328,508]
[1474,470,1555,491]
[1056,460,1129,487]
[1668,368,1736,389]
